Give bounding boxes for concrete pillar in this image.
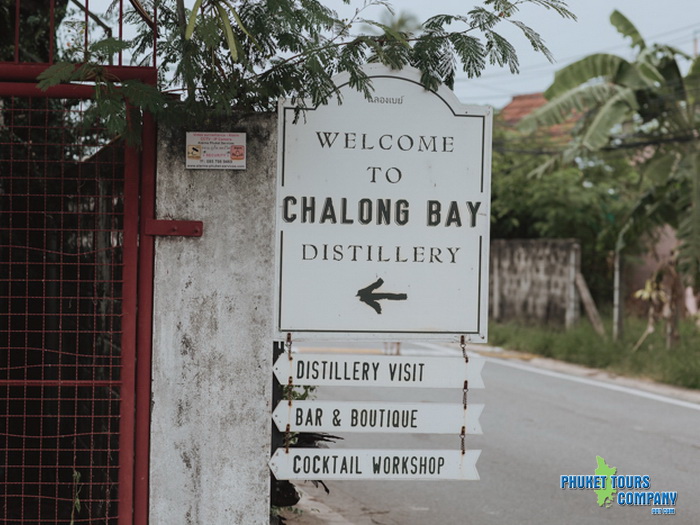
[149,114,276,524]
[565,241,581,329]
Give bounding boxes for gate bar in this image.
[117,132,141,525]
[134,110,157,525]
[0,64,157,85]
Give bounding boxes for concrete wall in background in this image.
[149,114,276,524]
[490,239,580,327]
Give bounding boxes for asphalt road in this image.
[281,342,700,525]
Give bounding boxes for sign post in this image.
[270,65,492,484]
[274,65,492,342]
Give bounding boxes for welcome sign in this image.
[274,65,493,341]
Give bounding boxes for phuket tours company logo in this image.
[560,456,678,516]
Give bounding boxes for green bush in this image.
[489,317,700,390]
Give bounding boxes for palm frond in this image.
[610,10,645,51]
[581,87,638,150]
[545,53,646,100]
[519,83,620,132]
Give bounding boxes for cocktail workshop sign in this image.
[275,65,492,341]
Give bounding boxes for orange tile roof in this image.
[499,92,578,139]
[500,93,548,125]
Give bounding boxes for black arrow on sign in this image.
[356,278,407,314]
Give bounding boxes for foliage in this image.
[518,10,700,288]
[37,0,575,142]
[0,0,70,62]
[491,115,641,301]
[489,317,700,389]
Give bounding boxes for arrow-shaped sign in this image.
[356,278,407,314]
[272,400,483,435]
[272,353,484,388]
[269,448,481,480]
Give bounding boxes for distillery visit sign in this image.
[271,352,485,389]
[275,65,493,341]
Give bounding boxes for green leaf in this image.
[610,10,645,51]
[685,56,700,107]
[89,37,132,57]
[509,20,553,63]
[526,0,576,20]
[641,153,677,186]
[581,88,637,150]
[545,54,644,99]
[518,83,618,132]
[677,152,700,283]
[185,0,203,40]
[422,14,461,31]
[635,60,665,86]
[468,7,501,32]
[36,62,78,90]
[121,80,168,114]
[362,21,410,48]
[222,0,263,52]
[215,3,240,63]
[484,30,519,72]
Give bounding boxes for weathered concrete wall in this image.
[490,239,580,327]
[150,114,276,524]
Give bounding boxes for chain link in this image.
[285,370,294,451]
[285,332,293,360]
[286,376,294,406]
[460,335,469,363]
[284,423,292,453]
[461,379,469,454]
[282,335,295,453]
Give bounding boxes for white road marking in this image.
[412,342,700,412]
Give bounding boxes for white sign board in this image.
[272,353,484,388]
[269,448,480,480]
[185,131,246,169]
[275,65,492,341]
[272,400,483,434]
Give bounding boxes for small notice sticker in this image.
[185,132,246,170]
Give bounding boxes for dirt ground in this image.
[276,479,393,525]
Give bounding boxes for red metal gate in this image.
[0,90,135,523]
[2,3,157,522]
[0,82,153,523]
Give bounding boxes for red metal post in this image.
[0,64,161,83]
[0,82,94,98]
[117,140,141,525]
[134,110,157,525]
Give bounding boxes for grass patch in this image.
[488,316,700,390]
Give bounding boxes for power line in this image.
[455,30,699,85]
[452,20,700,104]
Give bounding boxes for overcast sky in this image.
[345,0,700,108]
[84,1,700,108]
